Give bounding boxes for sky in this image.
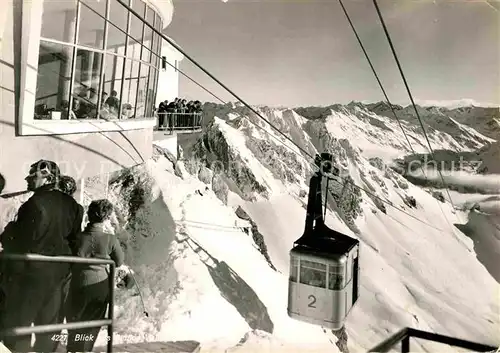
[166,0,499,107]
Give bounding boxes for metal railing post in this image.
[401,335,410,353]
[155,112,202,132]
[107,262,115,352]
[368,328,409,352]
[369,326,498,352]
[0,254,116,353]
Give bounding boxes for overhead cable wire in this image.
[116,0,315,162]
[370,0,458,234]
[336,0,420,161]
[162,60,446,231]
[371,0,456,211]
[153,52,226,105]
[326,175,446,232]
[337,0,450,228]
[162,63,445,233]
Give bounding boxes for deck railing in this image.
[156,112,203,133]
[368,327,498,352]
[0,253,115,353]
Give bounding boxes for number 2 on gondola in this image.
[308,294,316,308]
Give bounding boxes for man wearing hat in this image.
[0,160,84,352]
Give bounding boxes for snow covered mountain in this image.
[202,101,498,161]
[87,103,500,352]
[1,102,498,352]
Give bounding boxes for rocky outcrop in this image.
[477,141,500,174]
[190,121,269,202]
[432,190,446,203]
[108,165,159,260]
[332,327,350,353]
[245,136,305,185]
[326,175,362,233]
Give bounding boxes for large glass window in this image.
[136,64,149,118]
[35,42,75,120]
[299,260,327,288]
[78,4,105,49]
[35,0,163,121]
[72,48,104,119]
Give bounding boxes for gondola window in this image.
[299,260,326,288]
[290,257,298,282]
[328,264,345,290]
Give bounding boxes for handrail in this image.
[156,112,203,133]
[369,328,409,352]
[368,327,498,352]
[0,253,115,353]
[157,112,203,115]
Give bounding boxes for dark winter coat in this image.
[71,223,125,288]
[0,184,84,279]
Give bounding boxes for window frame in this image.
[299,259,327,289]
[328,263,347,290]
[290,256,299,282]
[18,0,163,136]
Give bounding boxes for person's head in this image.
[57,175,77,196]
[25,160,60,191]
[87,199,114,224]
[111,90,117,98]
[73,99,80,110]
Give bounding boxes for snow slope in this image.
[93,158,342,352]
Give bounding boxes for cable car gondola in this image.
[287,153,360,330]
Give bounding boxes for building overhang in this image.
[145,0,174,29]
[19,118,157,136]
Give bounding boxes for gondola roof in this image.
[293,223,359,259]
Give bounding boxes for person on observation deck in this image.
[0,160,83,352]
[66,199,124,353]
[157,101,167,130]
